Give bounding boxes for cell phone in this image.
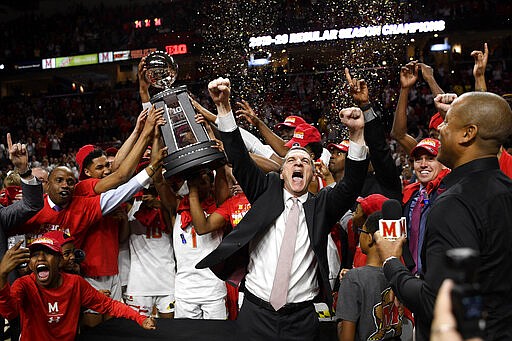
[7,234,26,249]
[8,235,28,268]
[445,248,485,339]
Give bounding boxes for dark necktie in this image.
[409,189,425,274]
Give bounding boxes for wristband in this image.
[361,106,378,123]
[17,168,32,178]
[148,164,156,176]
[359,102,372,111]
[383,256,398,267]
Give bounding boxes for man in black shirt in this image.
[374,92,512,341]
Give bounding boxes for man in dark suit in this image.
[375,92,512,341]
[197,78,369,340]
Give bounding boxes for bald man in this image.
[375,92,512,341]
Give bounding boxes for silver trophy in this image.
[145,51,225,178]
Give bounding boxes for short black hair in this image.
[306,142,323,160]
[82,149,105,170]
[365,211,382,235]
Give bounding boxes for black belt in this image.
[244,290,313,314]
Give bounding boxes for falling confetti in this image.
[199,0,418,141]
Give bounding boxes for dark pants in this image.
[237,292,319,341]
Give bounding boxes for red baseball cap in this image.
[410,138,441,157]
[42,230,74,247]
[356,193,389,216]
[29,235,63,254]
[75,144,96,180]
[327,140,350,153]
[275,115,307,130]
[429,112,443,130]
[104,147,118,157]
[284,123,321,148]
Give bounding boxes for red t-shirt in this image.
[79,213,121,277]
[499,149,512,179]
[19,194,103,248]
[214,193,251,228]
[64,178,121,277]
[73,178,99,197]
[0,272,145,341]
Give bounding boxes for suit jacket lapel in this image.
[303,193,315,242]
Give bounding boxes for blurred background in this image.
[0,0,509,174]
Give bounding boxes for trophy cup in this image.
[144,51,226,178]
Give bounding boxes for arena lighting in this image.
[248,53,271,67]
[134,18,162,29]
[430,38,451,52]
[248,20,446,48]
[165,44,188,55]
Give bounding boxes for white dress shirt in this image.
[245,190,319,303]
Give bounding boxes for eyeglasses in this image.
[357,228,371,235]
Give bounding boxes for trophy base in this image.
[162,140,226,179]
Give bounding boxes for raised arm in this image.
[0,134,44,232]
[93,105,165,194]
[99,145,167,216]
[188,174,227,236]
[324,108,370,224]
[250,153,281,173]
[390,62,421,155]
[418,62,444,96]
[236,100,288,157]
[138,56,151,105]
[208,78,268,203]
[111,56,152,171]
[111,109,148,172]
[471,43,488,92]
[194,97,282,164]
[150,127,176,228]
[345,69,402,200]
[191,96,218,124]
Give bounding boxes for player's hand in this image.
[142,316,157,330]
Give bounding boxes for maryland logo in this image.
[368,288,402,340]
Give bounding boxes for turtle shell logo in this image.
[368,287,403,340]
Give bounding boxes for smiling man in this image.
[0,235,155,341]
[401,138,449,275]
[197,78,369,340]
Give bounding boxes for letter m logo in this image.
[48,302,59,314]
[381,221,397,238]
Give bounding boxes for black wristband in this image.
[18,168,32,178]
[359,103,372,111]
